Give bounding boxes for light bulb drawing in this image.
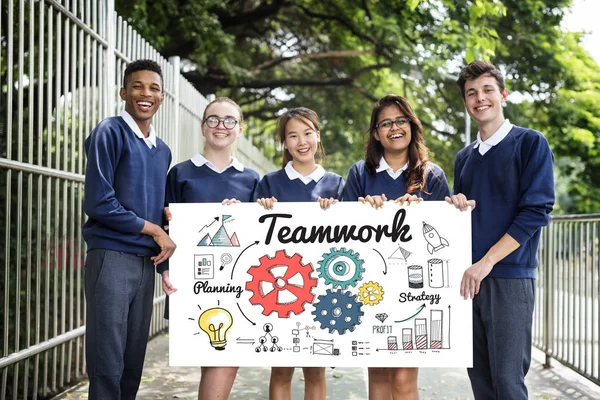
[198,307,233,351]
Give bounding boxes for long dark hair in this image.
[364,94,431,194]
[277,107,326,168]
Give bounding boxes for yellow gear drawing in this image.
[358,281,384,306]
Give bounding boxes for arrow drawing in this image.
[236,303,256,325]
[198,216,219,233]
[448,305,451,347]
[236,338,255,345]
[394,304,426,323]
[373,249,387,275]
[230,241,259,279]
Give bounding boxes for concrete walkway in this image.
[54,333,600,399]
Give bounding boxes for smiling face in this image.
[201,101,242,151]
[463,74,508,129]
[283,117,320,166]
[373,104,412,156]
[119,70,163,131]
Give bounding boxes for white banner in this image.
[168,202,472,367]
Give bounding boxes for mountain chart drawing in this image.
[197,215,240,247]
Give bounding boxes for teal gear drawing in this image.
[317,247,365,289]
[311,289,364,335]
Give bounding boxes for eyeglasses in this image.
[376,117,411,131]
[204,115,238,130]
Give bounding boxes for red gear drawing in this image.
[246,250,317,318]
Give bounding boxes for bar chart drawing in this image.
[394,308,451,351]
[388,336,398,350]
[402,328,413,350]
[430,310,443,349]
[415,318,428,349]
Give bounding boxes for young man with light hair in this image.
[447,60,555,399]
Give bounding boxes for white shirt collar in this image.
[474,119,513,155]
[284,161,325,184]
[190,152,244,173]
[120,110,156,148]
[376,157,408,180]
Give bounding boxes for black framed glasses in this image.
[204,115,238,130]
[376,117,411,131]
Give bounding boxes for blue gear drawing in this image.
[317,247,365,289]
[311,289,364,335]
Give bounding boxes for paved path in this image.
[54,333,600,399]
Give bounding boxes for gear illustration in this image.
[358,281,384,306]
[246,250,317,318]
[317,247,365,289]
[311,289,364,335]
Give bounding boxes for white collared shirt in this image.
[376,157,408,180]
[474,119,513,155]
[120,110,157,149]
[284,161,325,185]
[190,152,244,173]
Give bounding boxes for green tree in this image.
[116,0,599,213]
[510,32,600,213]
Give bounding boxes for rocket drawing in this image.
[422,222,449,254]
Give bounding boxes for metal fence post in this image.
[543,225,552,368]
[105,0,115,118]
[169,56,181,163]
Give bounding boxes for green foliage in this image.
[515,32,600,213]
[115,0,599,212]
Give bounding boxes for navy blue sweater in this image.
[453,125,555,278]
[255,169,344,202]
[83,116,171,256]
[165,161,260,203]
[342,160,450,201]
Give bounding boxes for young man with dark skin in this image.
[83,59,176,399]
[446,60,555,399]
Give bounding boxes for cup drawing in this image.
[407,265,423,288]
[428,258,444,288]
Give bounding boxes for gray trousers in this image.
[468,277,535,400]
[84,249,155,400]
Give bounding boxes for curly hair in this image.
[364,94,431,194]
[122,59,163,89]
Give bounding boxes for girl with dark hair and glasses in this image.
[342,94,450,400]
[255,107,344,400]
[159,97,260,400]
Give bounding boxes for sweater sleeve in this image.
[156,166,178,274]
[249,170,261,202]
[157,161,180,275]
[506,132,555,245]
[452,150,467,196]
[341,163,364,201]
[335,176,345,200]
[165,166,180,204]
[83,125,146,233]
[426,165,451,201]
[254,175,272,200]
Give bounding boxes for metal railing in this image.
[533,214,600,386]
[0,1,275,399]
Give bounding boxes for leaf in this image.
[466,48,475,63]
[407,0,421,11]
